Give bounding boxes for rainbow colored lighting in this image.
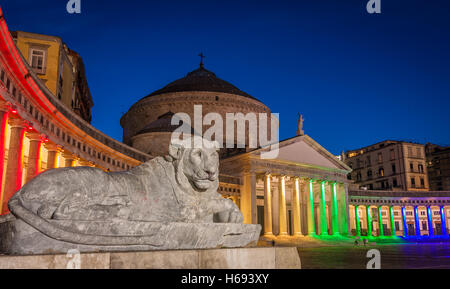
[414,206,421,236]
[402,207,408,237]
[427,206,434,236]
[366,206,372,237]
[389,206,396,236]
[308,180,316,236]
[441,206,447,236]
[331,182,339,235]
[319,181,328,236]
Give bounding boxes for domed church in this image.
[121,59,352,239]
[121,60,270,157]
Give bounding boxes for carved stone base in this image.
[0,216,261,255]
[0,247,301,269]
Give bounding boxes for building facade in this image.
[426,143,450,191]
[11,31,93,123]
[343,140,429,191]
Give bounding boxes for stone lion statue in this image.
[1,137,257,253]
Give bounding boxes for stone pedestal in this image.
[0,247,301,269]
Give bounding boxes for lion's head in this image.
[167,136,220,193]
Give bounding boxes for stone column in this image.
[241,172,257,224]
[292,177,302,236]
[331,182,339,235]
[263,173,273,237]
[25,132,42,183]
[306,179,316,236]
[426,206,434,236]
[440,206,447,236]
[378,206,384,237]
[0,102,9,214]
[278,175,288,236]
[366,206,373,237]
[44,143,60,169]
[319,181,328,236]
[2,117,26,214]
[402,206,408,237]
[62,150,76,168]
[414,206,421,236]
[355,205,361,236]
[389,206,396,236]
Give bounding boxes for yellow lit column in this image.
[278,175,288,236]
[292,177,303,236]
[241,172,257,224]
[2,117,26,214]
[62,150,76,168]
[25,132,42,183]
[263,173,274,237]
[44,143,60,169]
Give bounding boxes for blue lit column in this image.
[402,206,408,237]
[414,206,421,237]
[427,206,434,236]
[441,206,447,236]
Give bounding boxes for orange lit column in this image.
[44,143,60,169]
[292,177,303,236]
[2,117,26,214]
[62,150,76,167]
[25,132,42,183]
[263,173,274,237]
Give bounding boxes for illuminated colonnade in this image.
[0,9,151,214]
[349,190,450,238]
[259,174,348,238]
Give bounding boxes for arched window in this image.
[378,167,384,177]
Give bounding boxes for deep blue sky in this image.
[2,0,450,154]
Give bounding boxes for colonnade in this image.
[261,174,348,237]
[351,204,448,237]
[0,104,95,214]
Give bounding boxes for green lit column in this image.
[389,206,396,236]
[355,205,361,236]
[307,179,316,236]
[319,181,328,236]
[331,182,339,235]
[366,206,373,237]
[378,206,384,237]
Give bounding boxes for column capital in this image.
[26,131,43,142]
[62,149,75,160]
[8,117,27,129]
[44,142,61,152]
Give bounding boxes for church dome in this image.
[144,65,257,100]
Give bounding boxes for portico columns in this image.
[307,179,316,236]
[426,206,434,236]
[292,177,302,236]
[263,173,274,236]
[389,206,396,236]
[378,206,384,237]
[44,143,60,169]
[366,206,372,237]
[414,206,421,236]
[2,117,26,214]
[241,172,257,224]
[278,175,288,236]
[355,205,361,236]
[331,182,339,235]
[319,181,328,236]
[25,132,42,183]
[402,206,408,237]
[441,206,447,236]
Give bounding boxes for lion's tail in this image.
[8,198,162,247]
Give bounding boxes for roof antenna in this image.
[198,52,205,68]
